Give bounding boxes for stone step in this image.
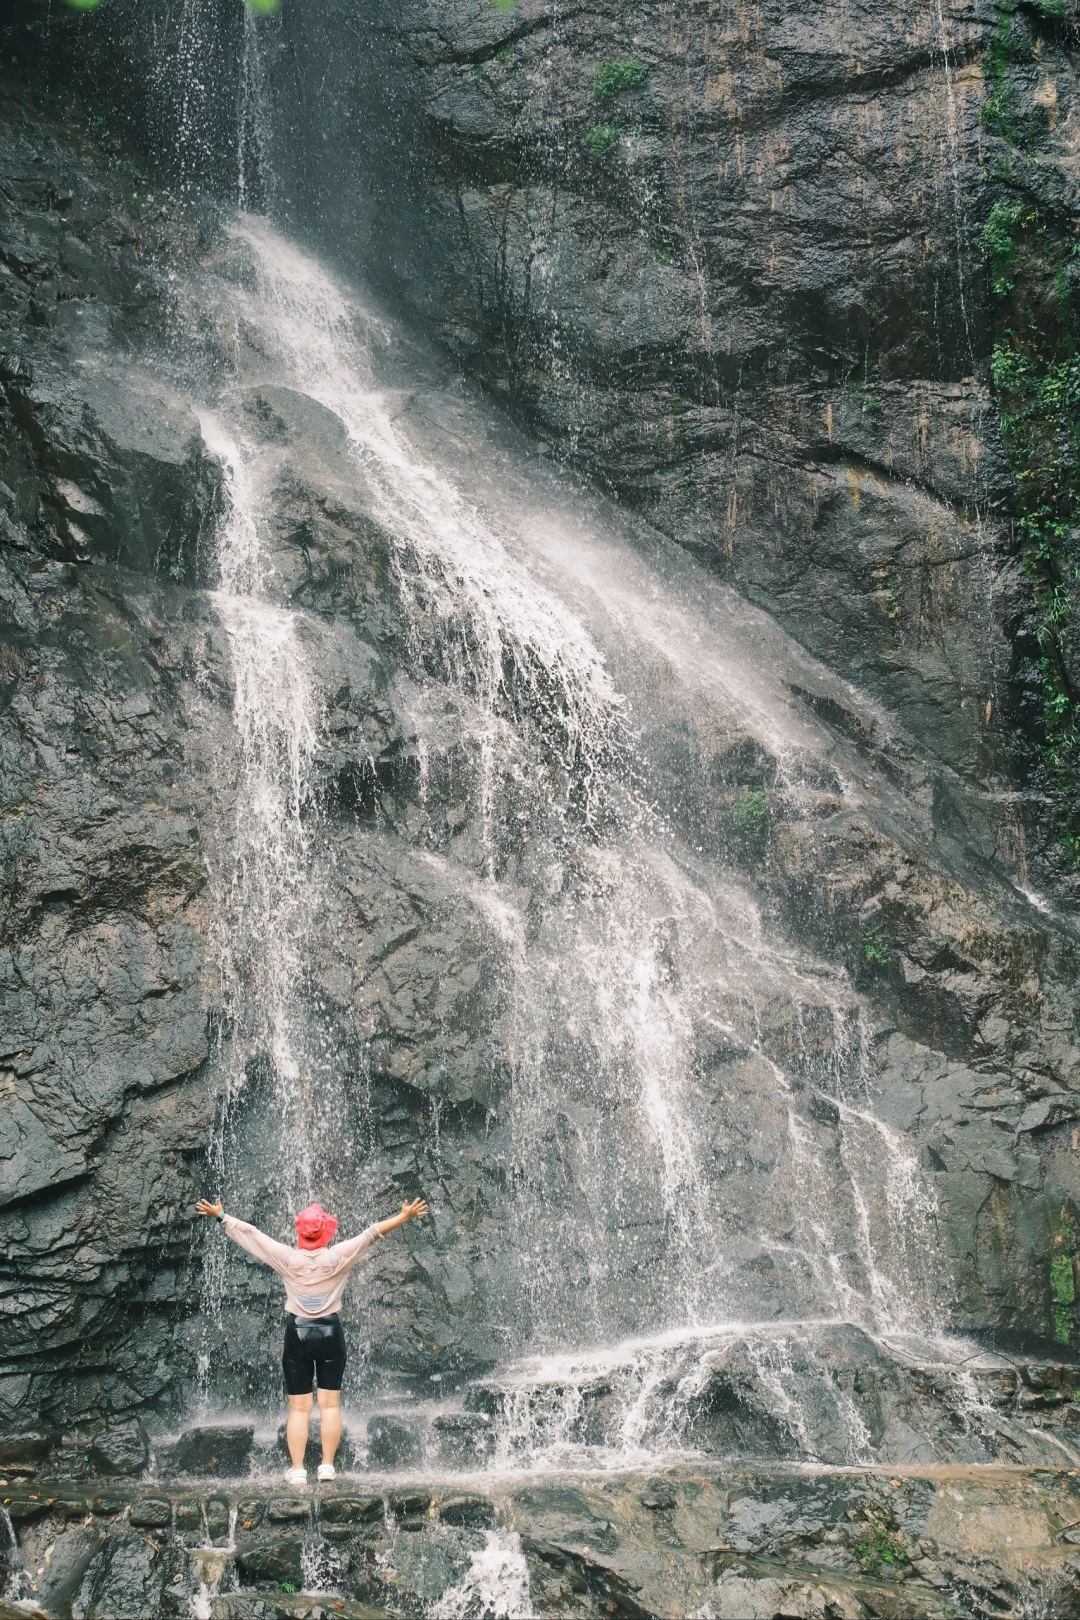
[4,1465,1080,1619]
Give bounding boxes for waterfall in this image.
[132,0,954,1461]
[182,209,946,1442]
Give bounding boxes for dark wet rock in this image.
[205,1497,232,1544]
[128,1497,172,1528]
[234,1537,304,1587]
[387,1489,434,1529]
[638,1481,676,1512]
[269,1,1023,804]
[72,1532,187,1620]
[173,1498,202,1533]
[235,1498,267,1532]
[1,1465,1075,1616]
[4,1498,51,1524]
[87,1497,126,1518]
[438,1493,496,1530]
[366,1415,422,1470]
[0,1433,55,1466]
[173,1425,254,1478]
[89,1424,148,1478]
[319,1495,382,1526]
[265,1498,310,1525]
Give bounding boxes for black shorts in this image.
[282,1312,347,1396]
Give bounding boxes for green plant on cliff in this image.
[592,59,647,101]
[584,123,620,161]
[989,321,1080,858]
[982,3,1080,861]
[1052,1251,1075,1343]
[983,199,1036,295]
[855,1513,907,1577]
[731,789,768,836]
[983,10,1022,140]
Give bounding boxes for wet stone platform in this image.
[5,1463,1080,1618]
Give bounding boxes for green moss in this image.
[490,0,515,11]
[651,230,675,266]
[731,789,768,835]
[983,19,1022,140]
[862,930,890,967]
[592,58,647,101]
[1052,1252,1075,1302]
[1052,1249,1076,1342]
[584,123,620,160]
[855,1515,907,1577]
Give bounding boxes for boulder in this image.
[234,1536,304,1587]
[0,1431,56,1466]
[367,1414,422,1470]
[90,1425,148,1478]
[173,1424,254,1477]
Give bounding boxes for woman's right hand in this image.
[196,1198,224,1218]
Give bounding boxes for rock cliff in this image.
[3,0,1080,1524]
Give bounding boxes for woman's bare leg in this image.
[316,1388,342,1465]
[287,1392,314,1468]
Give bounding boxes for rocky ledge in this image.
[5,1462,1080,1619]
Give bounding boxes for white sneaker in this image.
[284,1466,307,1486]
[317,1462,335,1481]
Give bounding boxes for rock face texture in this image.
[283,0,1070,841]
[0,102,219,1443]
[3,0,1080,1536]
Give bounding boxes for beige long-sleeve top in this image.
[222,1215,382,1319]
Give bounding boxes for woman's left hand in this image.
[196,1198,224,1218]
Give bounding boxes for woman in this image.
[195,1193,427,1483]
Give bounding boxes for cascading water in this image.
[176,206,964,1466]
[113,0,1047,1482]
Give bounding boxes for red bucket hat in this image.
[295,1202,338,1250]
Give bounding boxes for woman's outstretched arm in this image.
[194,1198,297,1272]
[376,1197,427,1236]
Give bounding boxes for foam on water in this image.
[429,1531,531,1620]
